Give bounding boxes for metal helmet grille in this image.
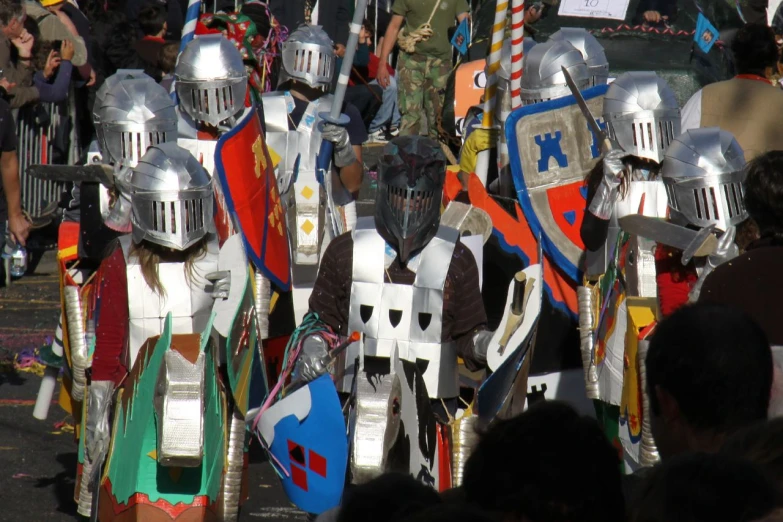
[662,127,748,231]
[520,40,589,105]
[99,78,178,167]
[175,35,248,126]
[549,28,609,86]
[178,78,247,126]
[133,194,210,250]
[280,25,335,89]
[603,72,681,163]
[130,143,214,251]
[375,136,446,263]
[384,185,438,239]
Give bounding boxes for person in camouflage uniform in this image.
[375,0,469,139]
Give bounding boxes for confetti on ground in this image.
[12,474,31,479]
[51,419,75,436]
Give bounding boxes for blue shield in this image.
[506,84,609,282]
[258,375,348,514]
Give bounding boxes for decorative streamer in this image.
[476,0,508,186]
[180,0,202,53]
[509,0,525,110]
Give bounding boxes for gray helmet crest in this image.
[130,142,214,251]
[175,34,248,126]
[520,40,590,105]
[97,78,178,167]
[662,127,747,231]
[602,71,681,163]
[549,28,608,86]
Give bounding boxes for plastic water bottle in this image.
[2,226,27,278]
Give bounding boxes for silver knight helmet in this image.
[662,127,748,231]
[279,24,336,90]
[93,70,154,158]
[175,34,248,126]
[130,142,214,251]
[375,136,447,264]
[548,28,609,86]
[98,78,178,167]
[520,40,590,105]
[602,72,681,164]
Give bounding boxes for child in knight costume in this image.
[255,136,502,516]
[34,74,178,428]
[578,71,681,471]
[79,142,255,520]
[261,24,367,324]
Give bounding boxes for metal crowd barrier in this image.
[15,89,79,219]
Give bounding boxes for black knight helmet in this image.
[375,136,447,264]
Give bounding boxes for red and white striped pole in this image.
[509,0,525,110]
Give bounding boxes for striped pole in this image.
[180,0,201,52]
[475,0,508,186]
[481,0,509,128]
[509,0,525,110]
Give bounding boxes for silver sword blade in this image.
[619,215,717,259]
[26,164,115,186]
[560,65,612,151]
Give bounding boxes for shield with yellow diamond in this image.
[215,106,291,290]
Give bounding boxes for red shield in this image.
[215,107,291,290]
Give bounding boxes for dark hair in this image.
[744,151,783,238]
[336,473,441,522]
[647,303,773,434]
[395,504,496,522]
[362,17,375,39]
[0,0,23,27]
[157,41,178,74]
[731,23,779,75]
[462,401,625,522]
[137,4,166,37]
[629,453,782,522]
[722,418,783,493]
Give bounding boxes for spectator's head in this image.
[743,151,783,239]
[647,303,773,459]
[396,505,496,522]
[39,0,67,13]
[138,4,167,38]
[732,23,778,76]
[722,418,783,494]
[629,453,782,522]
[361,18,375,43]
[0,0,25,39]
[336,473,441,522]
[158,41,178,74]
[462,401,625,522]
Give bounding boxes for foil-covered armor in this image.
[120,235,219,368]
[97,78,178,167]
[154,348,206,468]
[577,285,599,400]
[637,339,660,467]
[520,40,590,105]
[548,28,609,86]
[93,70,153,157]
[64,285,89,402]
[662,127,748,232]
[129,142,214,251]
[278,25,336,90]
[262,92,333,266]
[175,34,248,127]
[603,72,681,164]
[343,218,460,399]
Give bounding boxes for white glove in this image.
[472,330,493,366]
[205,271,231,300]
[291,335,331,384]
[321,122,357,168]
[588,150,632,220]
[689,226,738,302]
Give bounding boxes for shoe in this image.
[387,126,399,138]
[368,129,388,143]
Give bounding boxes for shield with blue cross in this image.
[506,84,609,282]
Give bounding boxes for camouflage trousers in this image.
[397,52,450,139]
